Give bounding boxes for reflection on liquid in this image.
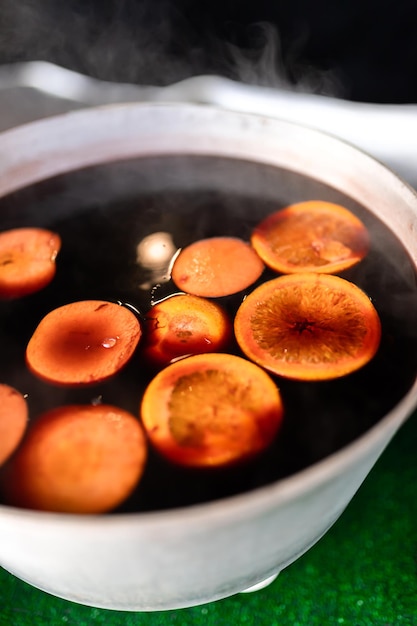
[136,231,178,290]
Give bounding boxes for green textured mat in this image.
[1,413,417,626]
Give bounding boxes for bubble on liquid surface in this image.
[101,337,118,349]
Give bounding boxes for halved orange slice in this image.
[1,404,148,513]
[0,384,28,467]
[171,236,264,297]
[0,227,61,298]
[251,201,370,274]
[234,273,381,381]
[26,300,142,386]
[141,294,232,368]
[140,352,284,467]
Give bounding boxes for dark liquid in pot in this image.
[0,155,416,512]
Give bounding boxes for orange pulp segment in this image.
[251,201,370,274]
[140,352,284,467]
[234,273,381,381]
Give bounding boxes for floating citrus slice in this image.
[171,236,264,297]
[0,384,28,467]
[251,201,370,274]
[234,273,381,381]
[140,352,284,467]
[26,300,141,386]
[0,227,61,298]
[141,294,232,367]
[1,404,147,513]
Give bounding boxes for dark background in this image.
[0,0,416,103]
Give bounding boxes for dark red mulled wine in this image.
[0,155,416,512]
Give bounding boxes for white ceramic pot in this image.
[0,103,416,611]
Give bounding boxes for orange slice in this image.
[251,201,370,274]
[140,352,284,467]
[234,273,381,381]
[141,294,232,368]
[26,300,141,386]
[0,384,28,467]
[171,236,264,297]
[1,404,148,513]
[0,227,61,298]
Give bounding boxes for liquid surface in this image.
[0,155,416,512]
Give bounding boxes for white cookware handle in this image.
[0,62,416,187]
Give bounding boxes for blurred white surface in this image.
[0,61,416,188]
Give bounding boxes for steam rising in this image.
[222,22,342,96]
[0,0,186,85]
[0,0,343,95]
